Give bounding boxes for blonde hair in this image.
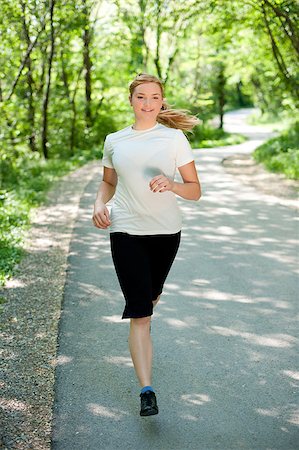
[129,73,200,132]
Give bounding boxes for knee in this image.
[131,316,151,327]
[152,294,161,307]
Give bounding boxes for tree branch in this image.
[5,18,46,102]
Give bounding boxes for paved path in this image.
[52,110,298,449]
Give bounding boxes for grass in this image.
[247,110,295,132]
[253,121,299,180]
[190,125,246,148]
[0,123,247,287]
[0,151,95,286]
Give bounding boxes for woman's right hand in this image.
[92,203,111,229]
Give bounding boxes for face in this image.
[129,83,165,120]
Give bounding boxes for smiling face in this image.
[129,82,165,122]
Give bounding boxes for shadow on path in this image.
[52,111,298,450]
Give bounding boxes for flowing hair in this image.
[129,73,200,132]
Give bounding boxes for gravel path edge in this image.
[0,161,101,449]
[222,153,299,210]
[1,151,297,449]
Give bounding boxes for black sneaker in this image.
[140,390,159,416]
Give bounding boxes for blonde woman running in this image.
[92,73,201,416]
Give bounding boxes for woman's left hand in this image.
[149,174,174,193]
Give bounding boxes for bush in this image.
[253,122,299,180]
[0,147,102,286]
[189,125,246,148]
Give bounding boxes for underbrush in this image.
[0,151,95,286]
[190,125,246,148]
[253,122,299,180]
[0,124,246,286]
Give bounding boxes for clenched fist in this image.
[92,203,111,229]
[149,174,174,193]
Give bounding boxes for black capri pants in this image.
[110,231,181,319]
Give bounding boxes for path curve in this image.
[51,110,299,450]
[221,109,298,210]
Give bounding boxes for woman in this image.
[92,73,201,417]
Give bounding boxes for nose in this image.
[143,99,152,108]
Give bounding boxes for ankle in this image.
[141,385,154,394]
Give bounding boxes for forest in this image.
[0,0,298,285]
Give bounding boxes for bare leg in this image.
[152,294,161,309]
[128,316,152,387]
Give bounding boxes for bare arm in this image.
[149,161,201,201]
[93,167,117,229]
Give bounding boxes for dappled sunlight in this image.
[179,414,200,422]
[100,315,125,323]
[282,370,299,382]
[180,288,254,304]
[163,316,198,329]
[287,409,299,426]
[49,110,298,449]
[184,205,245,217]
[256,407,280,418]
[259,250,298,267]
[181,393,211,406]
[75,282,108,298]
[210,326,297,348]
[86,403,129,419]
[195,301,217,309]
[0,398,28,411]
[97,263,115,269]
[4,278,26,289]
[175,338,201,349]
[103,356,133,368]
[162,318,189,329]
[164,283,180,290]
[177,285,291,311]
[54,355,73,366]
[192,278,211,286]
[256,406,299,427]
[35,331,48,338]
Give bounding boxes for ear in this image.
[129,96,132,106]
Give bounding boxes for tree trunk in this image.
[216,62,226,129]
[20,1,37,152]
[6,19,46,102]
[236,81,245,107]
[82,0,92,128]
[154,0,162,79]
[41,0,55,159]
[262,2,299,98]
[263,0,299,55]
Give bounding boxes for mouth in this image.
[142,110,154,112]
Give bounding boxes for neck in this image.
[132,119,158,130]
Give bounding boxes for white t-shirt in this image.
[102,121,195,235]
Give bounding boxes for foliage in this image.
[0,191,28,286]
[1,0,298,163]
[253,122,299,180]
[0,150,96,285]
[190,126,246,148]
[247,109,295,132]
[0,0,298,284]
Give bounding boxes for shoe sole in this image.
[140,408,159,416]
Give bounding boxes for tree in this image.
[41,0,56,159]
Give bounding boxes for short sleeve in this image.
[101,135,114,168]
[175,129,194,168]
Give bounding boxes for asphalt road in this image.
[51,110,299,450]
